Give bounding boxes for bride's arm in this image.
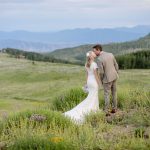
[94,69,101,86]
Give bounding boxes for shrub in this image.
[0,109,74,140]
[52,88,87,112]
[85,111,106,128]
[9,135,75,150]
[134,127,145,138]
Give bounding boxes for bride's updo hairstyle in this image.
[85,51,93,68]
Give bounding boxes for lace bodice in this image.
[86,62,98,76]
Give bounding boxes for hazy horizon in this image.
[0,24,150,32]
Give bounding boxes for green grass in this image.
[0,53,150,149]
[0,53,85,119]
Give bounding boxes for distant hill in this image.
[1,25,150,52]
[0,48,81,65]
[0,48,68,64]
[0,39,78,52]
[48,33,150,63]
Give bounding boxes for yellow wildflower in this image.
[50,137,63,143]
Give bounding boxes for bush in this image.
[117,88,150,109]
[85,111,106,128]
[134,127,145,138]
[0,109,74,139]
[9,135,75,150]
[52,88,87,112]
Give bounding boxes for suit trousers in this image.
[103,79,117,112]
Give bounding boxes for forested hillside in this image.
[0,48,74,64]
[116,50,150,69]
[49,33,150,63]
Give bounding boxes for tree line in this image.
[116,50,150,69]
[1,48,149,69]
[1,48,83,65]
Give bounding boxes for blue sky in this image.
[0,0,150,31]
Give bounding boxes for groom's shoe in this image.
[111,108,117,113]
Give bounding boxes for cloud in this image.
[0,0,42,3]
[0,0,150,31]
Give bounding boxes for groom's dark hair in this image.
[93,44,102,51]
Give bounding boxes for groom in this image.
[93,44,119,116]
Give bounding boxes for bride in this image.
[63,51,102,124]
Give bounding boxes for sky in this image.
[0,0,150,31]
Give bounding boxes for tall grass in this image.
[9,135,75,150]
[52,88,87,112]
[1,87,149,149]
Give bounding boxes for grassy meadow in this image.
[0,53,150,149]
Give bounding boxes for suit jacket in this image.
[96,51,119,83]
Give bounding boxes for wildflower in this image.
[50,137,63,143]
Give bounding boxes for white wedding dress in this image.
[63,62,100,124]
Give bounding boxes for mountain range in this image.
[0,25,150,52]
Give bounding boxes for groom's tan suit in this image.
[97,51,119,112]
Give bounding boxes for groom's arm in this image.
[113,55,119,73]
